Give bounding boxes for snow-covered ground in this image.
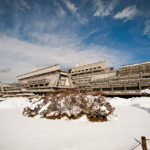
[0,97,30,109]
[0,96,150,150]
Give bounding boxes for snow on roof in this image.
[71,61,106,72]
[120,61,150,68]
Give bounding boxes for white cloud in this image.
[0,34,130,82]
[7,0,31,12]
[144,20,150,38]
[114,5,138,21]
[53,1,66,17]
[93,0,118,17]
[63,0,87,24]
[64,0,77,13]
[59,7,66,16]
[0,1,132,82]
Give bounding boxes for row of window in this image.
[71,66,102,73]
[120,64,150,75]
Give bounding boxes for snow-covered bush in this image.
[23,93,115,121]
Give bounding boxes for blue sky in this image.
[0,0,150,82]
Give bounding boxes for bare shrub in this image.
[23,92,114,122]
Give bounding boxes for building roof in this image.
[120,61,150,68]
[17,64,60,80]
[71,61,106,72]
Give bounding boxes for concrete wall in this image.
[17,71,71,88]
[119,62,150,76]
[26,73,60,86]
[91,72,116,81]
[17,64,60,80]
[71,61,106,74]
[0,82,11,92]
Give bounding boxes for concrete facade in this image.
[71,61,150,94]
[0,82,10,92]
[17,64,71,89]
[119,61,150,76]
[17,64,60,82]
[71,61,106,74]
[1,60,150,96]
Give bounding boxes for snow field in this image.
[0,97,30,109]
[0,96,150,150]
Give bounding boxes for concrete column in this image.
[138,82,141,91]
[0,85,4,92]
[124,85,127,91]
[111,83,114,91]
[140,72,143,79]
[100,87,102,92]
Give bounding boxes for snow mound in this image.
[107,97,150,108]
[130,97,150,109]
[107,97,132,106]
[140,89,150,95]
[0,97,30,109]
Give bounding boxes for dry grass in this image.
[45,89,107,99]
[45,113,83,120]
[87,116,107,122]
[45,113,107,122]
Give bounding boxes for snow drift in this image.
[140,89,150,95]
[0,97,29,109]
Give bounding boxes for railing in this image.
[130,136,149,150]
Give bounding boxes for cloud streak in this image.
[63,0,87,24]
[93,0,118,17]
[64,0,77,13]
[114,5,139,21]
[0,34,131,82]
[1,0,146,82]
[144,20,150,38]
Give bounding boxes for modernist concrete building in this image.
[70,61,117,88]
[1,61,150,96]
[70,61,150,95]
[17,64,72,91]
[0,82,10,93]
[119,61,150,76]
